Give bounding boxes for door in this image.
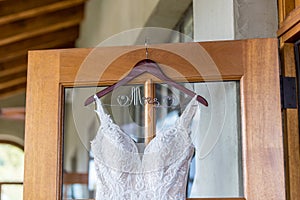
[23,39,285,199]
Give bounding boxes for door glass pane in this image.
[62,81,243,199]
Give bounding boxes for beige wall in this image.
[234,0,278,39]
[76,0,160,47]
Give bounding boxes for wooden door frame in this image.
[23,39,285,200]
[278,5,300,200]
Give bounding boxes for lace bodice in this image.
[91,95,199,200]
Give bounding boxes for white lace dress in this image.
[91,95,199,200]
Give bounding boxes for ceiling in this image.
[0,0,86,101]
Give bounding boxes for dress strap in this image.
[178,95,199,130]
[93,95,109,122]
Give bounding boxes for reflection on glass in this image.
[62,81,243,199]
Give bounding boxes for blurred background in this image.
[0,0,278,199]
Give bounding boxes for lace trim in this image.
[91,95,198,173]
[91,95,199,200]
[91,125,195,173]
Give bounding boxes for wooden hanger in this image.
[84,59,208,106]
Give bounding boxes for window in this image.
[0,142,24,200]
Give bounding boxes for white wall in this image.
[193,0,278,42]
[193,0,235,41]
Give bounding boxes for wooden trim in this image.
[0,88,26,99]
[24,51,62,199]
[24,39,285,199]
[63,173,88,185]
[281,21,300,43]
[278,0,296,25]
[278,0,285,24]
[0,27,79,64]
[277,0,300,193]
[0,0,86,25]
[144,79,155,145]
[241,39,285,199]
[0,77,26,90]
[0,65,27,78]
[0,19,82,46]
[0,182,22,185]
[278,5,300,40]
[279,43,300,200]
[59,41,244,85]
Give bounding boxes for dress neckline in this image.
[93,95,198,155]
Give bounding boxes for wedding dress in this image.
[91,95,199,200]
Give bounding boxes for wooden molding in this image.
[0,0,86,25]
[278,5,300,42]
[279,43,300,200]
[278,0,296,25]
